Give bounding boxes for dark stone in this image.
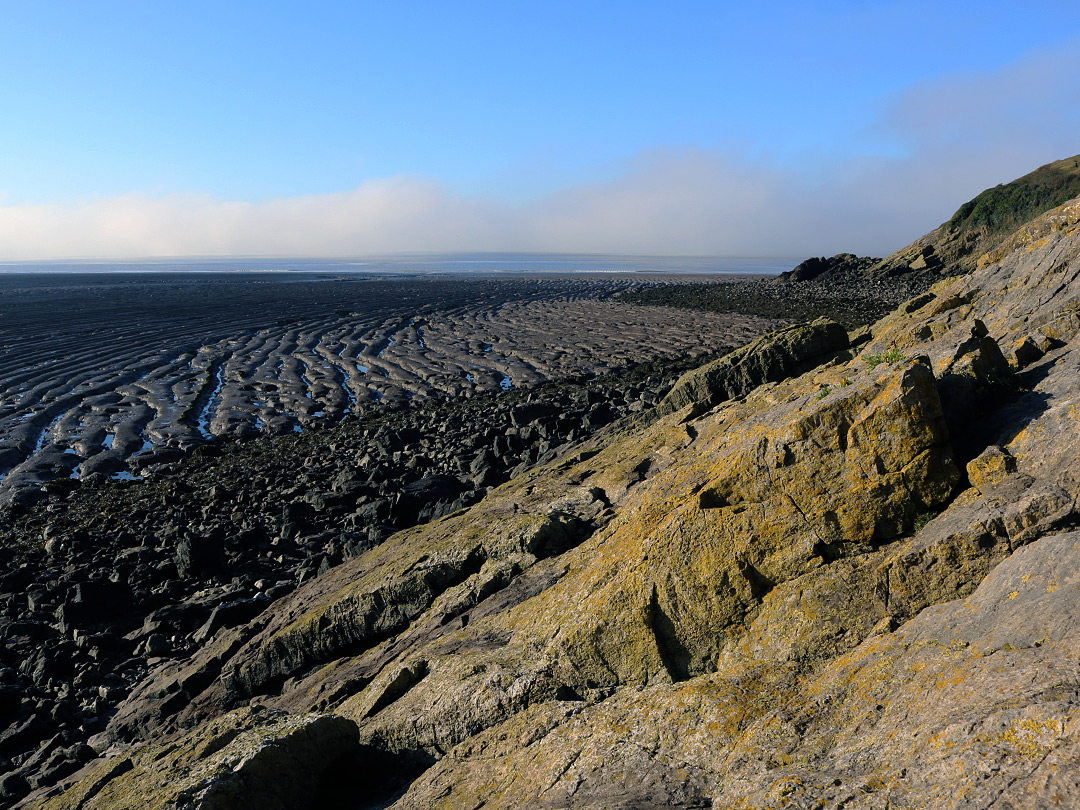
[354,497,392,525]
[174,532,226,579]
[511,402,557,427]
[0,771,29,802]
[0,685,21,726]
[192,594,270,643]
[583,403,616,427]
[394,475,469,526]
[780,256,832,282]
[143,633,171,656]
[57,579,133,629]
[0,713,43,758]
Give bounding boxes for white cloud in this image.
[2,42,1078,261]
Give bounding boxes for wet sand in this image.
[0,272,782,502]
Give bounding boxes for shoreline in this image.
[0,274,786,506]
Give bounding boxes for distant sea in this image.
[0,253,800,277]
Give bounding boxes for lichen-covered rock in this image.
[32,708,358,810]
[656,316,849,415]
[377,529,1080,810]
[966,444,1017,487]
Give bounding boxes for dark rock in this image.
[0,713,43,758]
[174,532,226,579]
[143,634,171,656]
[583,403,616,427]
[0,685,21,726]
[510,402,557,427]
[394,475,469,526]
[0,771,29,802]
[57,579,133,629]
[778,253,879,283]
[192,595,270,644]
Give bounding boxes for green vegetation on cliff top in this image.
[946,153,1080,236]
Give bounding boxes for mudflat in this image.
[0,272,781,503]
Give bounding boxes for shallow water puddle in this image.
[33,413,65,453]
[195,364,226,440]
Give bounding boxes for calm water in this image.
[0,253,799,277]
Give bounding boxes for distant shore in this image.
[0,252,801,277]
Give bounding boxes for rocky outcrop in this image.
[0,355,713,807]
[777,252,880,282]
[16,195,1080,808]
[32,708,359,810]
[656,316,849,415]
[786,153,1080,292]
[388,527,1080,810]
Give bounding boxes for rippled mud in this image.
[0,273,780,503]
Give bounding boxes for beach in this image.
[0,272,783,504]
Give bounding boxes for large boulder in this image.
[657,316,849,415]
[31,708,359,810]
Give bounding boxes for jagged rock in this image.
[510,402,557,427]
[966,444,1018,487]
[0,685,20,726]
[174,532,225,579]
[657,316,849,415]
[55,580,133,630]
[192,595,270,644]
[392,474,468,525]
[387,529,1080,810]
[0,773,29,803]
[778,252,879,282]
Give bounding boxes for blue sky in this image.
[1,1,1079,259]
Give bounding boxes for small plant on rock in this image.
[864,347,905,369]
[913,511,937,533]
[815,384,831,399]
